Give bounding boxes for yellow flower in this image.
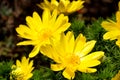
[38,0,84,15]
[16,9,71,57]
[40,31,104,79]
[10,56,34,80]
[112,70,120,80]
[101,1,120,47]
[38,0,59,12]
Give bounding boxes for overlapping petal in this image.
[10,56,34,80]
[101,20,119,31]
[16,9,71,58]
[39,0,58,11]
[103,31,120,40]
[78,40,96,57]
[38,0,84,15]
[40,31,104,79]
[62,67,75,79]
[51,63,65,71]
[101,1,120,47]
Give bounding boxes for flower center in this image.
[66,54,80,66]
[39,29,52,42]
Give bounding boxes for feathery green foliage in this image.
[0,61,13,80]
[31,66,55,80]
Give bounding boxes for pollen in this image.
[39,29,52,41]
[66,54,80,66]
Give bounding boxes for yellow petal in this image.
[39,0,51,9]
[49,9,57,26]
[28,60,34,69]
[51,64,65,71]
[60,0,70,7]
[55,32,74,56]
[79,40,96,57]
[103,31,120,40]
[52,32,74,57]
[16,25,30,34]
[29,45,40,58]
[53,33,68,56]
[26,16,36,31]
[57,1,66,13]
[16,25,36,39]
[116,11,120,24]
[80,51,104,61]
[118,1,120,11]
[101,20,118,31]
[54,14,66,29]
[62,67,75,79]
[116,38,120,47]
[80,60,101,68]
[40,44,62,63]
[40,45,55,59]
[26,73,33,79]
[67,1,84,13]
[67,1,78,12]
[44,0,50,6]
[74,33,86,54]
[86,68,97,73]
[54,22,71,34]
[16,60,21,67]
[65,31,74,53]
[78,67,97,73]
[42,9,51,25]
[44,0,50,5]
[51,0,58,6]
[38,0,58,11]
[33,12,42,29]
[21,56,29,68]
[17,41,36,45]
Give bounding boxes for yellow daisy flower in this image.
[40,31,104,79]
[10,56,34,80]
[38,0,84,15]
[101,1,120,47]
[16,9,71,57]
